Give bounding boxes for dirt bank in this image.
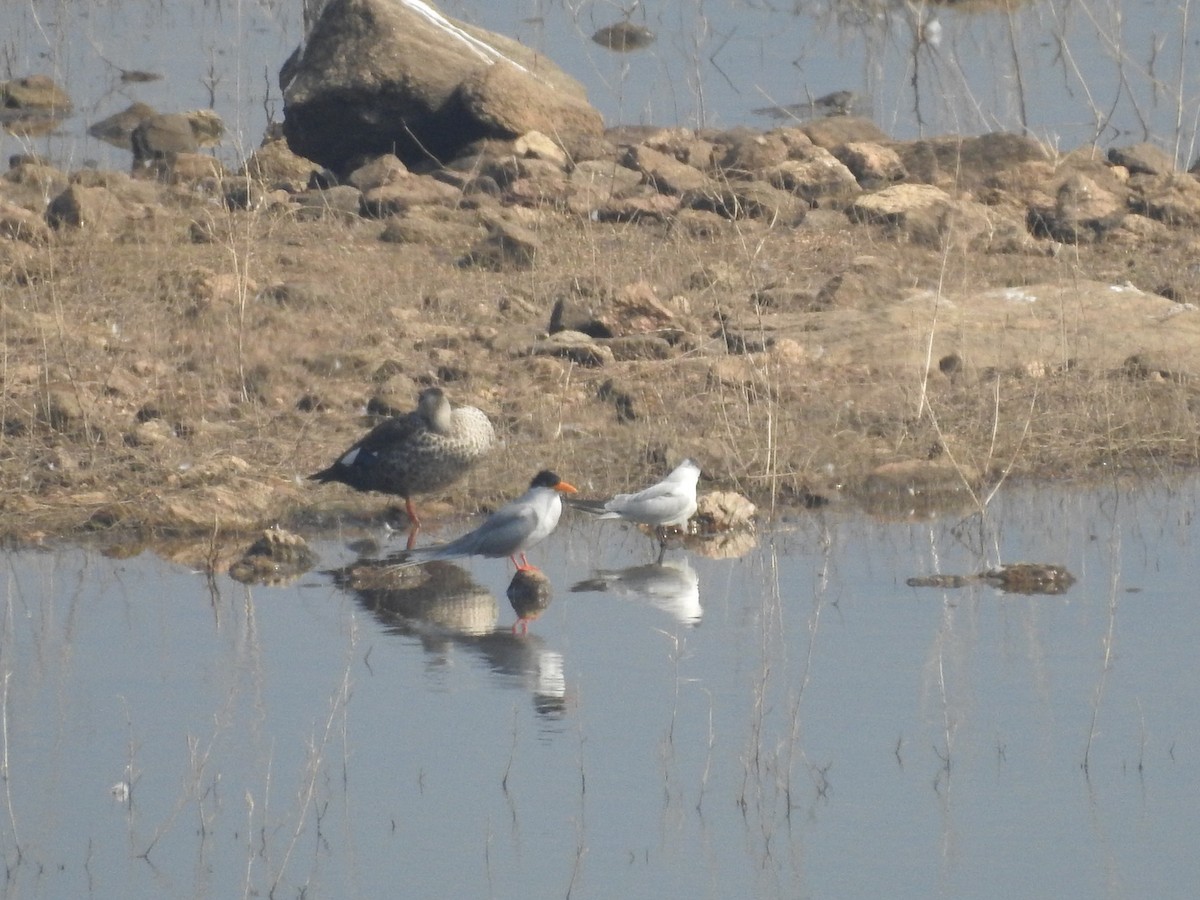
[4,126,1200,560]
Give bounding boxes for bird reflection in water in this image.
[328,557,568,716]
[570,557,701,626]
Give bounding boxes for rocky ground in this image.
[4,113,1200,567]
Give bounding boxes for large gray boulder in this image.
[281,0,604,172]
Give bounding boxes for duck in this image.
[309,386,495,527]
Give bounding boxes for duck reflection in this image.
[328,558,568,716]
[570,557,702,625]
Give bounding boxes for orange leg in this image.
[512,552,541,572]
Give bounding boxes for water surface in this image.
[4,0,1199,170]
[3,478,1198,897]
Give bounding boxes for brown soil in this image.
[4,172,1200,561]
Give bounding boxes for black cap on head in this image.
[530,470,561,489]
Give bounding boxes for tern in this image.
[390,470,577,571]
[569,459,700,549]
[309,387,495,528]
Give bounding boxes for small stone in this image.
[695,491,757,532]
[228,528,317,585]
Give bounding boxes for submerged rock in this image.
[907,563,1077,596]
[508,567,552,632]
[229,527,318,585]
[591,21,656,52]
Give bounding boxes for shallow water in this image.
[4,0,1199,171]
[4,478,1199,898]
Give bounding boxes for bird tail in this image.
[384,545,446,571]
[564,497,617,518]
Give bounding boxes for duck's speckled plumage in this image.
[309,387,495,523]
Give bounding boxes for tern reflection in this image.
[328,558,568,716]
[570,557,701,625]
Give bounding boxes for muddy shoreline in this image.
[4,123,1200,563]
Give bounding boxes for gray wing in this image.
[438,502,540,559]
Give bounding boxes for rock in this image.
[622,143,713,195]
[802,116,890,149]
[0,199,52,244]
[458,56,603,142]
[1027,173,1125,243]
[258,280,332,309]
[716,132,791,178]
[46,184,128,230]
[239,137,321,189]
[361,174,462,217]
[848,183,953,225]
[380,209,486,248]
[846,183,995,248]
[129,418,176,448]
[459,218,540,270]
[591,21,656,52]
[0,75,70,110]
[293,184,363,220]
[88,102,157,149]
[507,568,553,630]
[526,331,613,367]
[505,162,573,208]
[0,75,71,114]
[982,563,1076,595]
[1108,142,1175,176]
[694,490,756,532]
[858,459,977,518]
[611,280,677,332]
[642,128,717,168]
[604,334,674,362]
[185,110,225,147]
[570,158,642,197]
[222,181,272,212]
[833,141,906,187]
[549,278,675,338]
[753,90,862,122]
[131,114,198,178]
[1128,174,1200,227]
[4,161,68,195]
[513,130,569,168]
[1122,353,1187,383]
[228,528,318,585]
[909,563,1076,595]
[764,150,860,202]
[282,0,602,173]
[37,383,86,432]
[683,179,806,223]
[592,187,680,222]
[911,132,1049,193]
[0,239,39,281]
[170,153,226,182]
[347,154,409,192]
[812,256,913,311]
